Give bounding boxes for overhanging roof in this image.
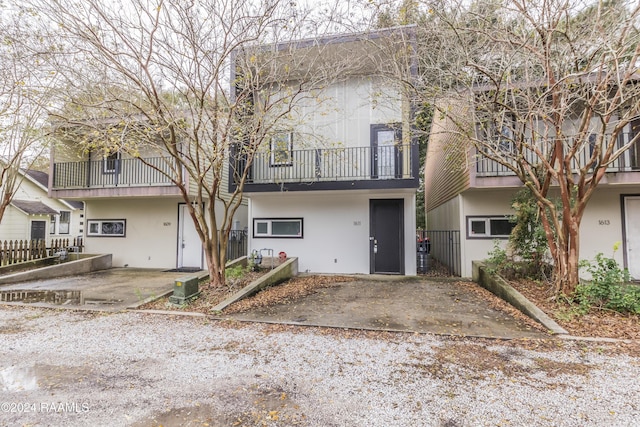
[11,200,59,216]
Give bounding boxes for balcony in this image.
[476,132,640,178]
[51,157,181,198]
[238,144,419,192]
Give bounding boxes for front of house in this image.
[49,142,248,270]
[0,169,84,245]
[425,104,640,279]
[233,29,419,275]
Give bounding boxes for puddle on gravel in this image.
[0,290,123,306]
[131,384,306,427]
[0,364,93,392]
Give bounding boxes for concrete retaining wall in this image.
[472,261,568,335]
[212,257,298,312]
[0,254,112,285]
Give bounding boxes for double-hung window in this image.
[49,211,71,234]
[269,132,293,167]
[103,152,120,174]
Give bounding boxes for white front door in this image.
[624,197,640,279]
[178,204,202,269]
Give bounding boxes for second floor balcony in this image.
[475,132,640,181]
[236,143,419,192]
[51,156,181,198]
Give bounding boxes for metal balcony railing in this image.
[476,132,640,177]
[52,157,176,189]
[246,144,415,184]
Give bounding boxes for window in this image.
[269,132,293,166]
[59,211,70,234]
[477,114,516,153]
[467,216,515,239]
[87,219,126,237]
[49,214,56,234]
[103,152,120,174]
[253,218,302,238]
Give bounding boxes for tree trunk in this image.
[549,215,581,297]
[204,240,225,287]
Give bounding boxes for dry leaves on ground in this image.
[141,274,355,316]
[509,278,640,340]
[223,275,356,314]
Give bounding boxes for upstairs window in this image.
[103,152,120,174]
[476,114,517,154]
[269,132,293,167]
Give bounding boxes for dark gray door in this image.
[370,124,401,179]
[370,199,404,274]
[30,221,46,241]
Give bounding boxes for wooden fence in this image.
[0,238,84,266]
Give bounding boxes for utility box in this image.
[169,276,201,305]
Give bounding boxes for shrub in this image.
[576,252,640,314]
[225,265,246,280]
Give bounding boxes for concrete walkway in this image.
[223,277,546,339]
[0,268,547,338]
[0,268,187,311]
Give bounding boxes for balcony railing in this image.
[476,132,640,177]
[53,157,176,189]
[245,144,415,184]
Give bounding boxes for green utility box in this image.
[169,276,201,305]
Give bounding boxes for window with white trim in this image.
[269,132,293,166]
[87,219,126,237]
[103,152,120,174]
[59,211,70,234]
[253,218,302,238]
[467,216,515,238]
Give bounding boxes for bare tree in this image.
[34,0,338,285]
[420,0,640,295]
[0,2,55,223]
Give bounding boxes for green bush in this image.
[576,253,640,314]
[225,265,246,280]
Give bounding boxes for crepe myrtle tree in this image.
[0,2,56,223]
[418,0,640,296]
[35,0,335,285]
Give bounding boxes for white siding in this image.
[0,175,83,242]
[248,191,416,275]
[84,197,248,268]
[455,186,639,278]
[0,207,30,240]
[275,76,402,150]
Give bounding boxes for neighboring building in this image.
[231,28,419,275]
[48,130,247,270]
[425,97,640,279]
[0,169,84,243]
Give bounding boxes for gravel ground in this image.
[1,306,639,427]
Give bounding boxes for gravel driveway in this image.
[1,306,639,427]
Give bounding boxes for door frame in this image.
[369,198,404,274]
[621,194,640,279]
[177,203,203,270]
[370,123,402,179]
